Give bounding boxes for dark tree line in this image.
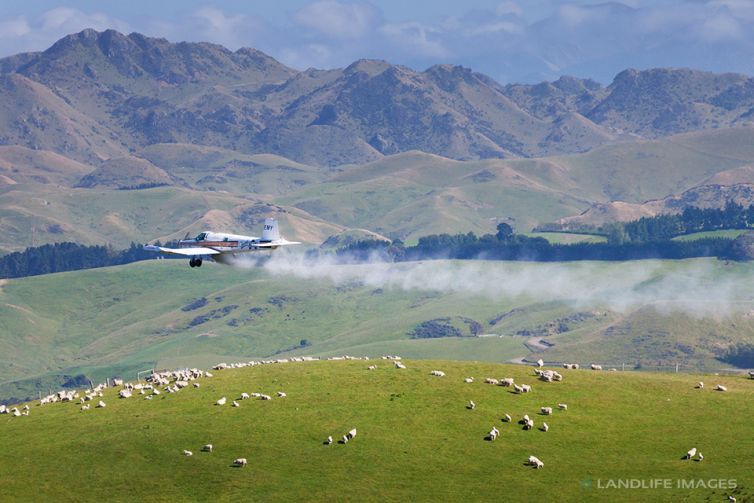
[0,242,156,279]
[604,202,754,244]
[332,227,739,263]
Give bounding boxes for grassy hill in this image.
[0,359,752,502]
[1,258,753,402]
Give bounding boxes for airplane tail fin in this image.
[262,218,281,242]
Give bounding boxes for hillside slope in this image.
[0,359,752,502]
[1,259,753,402]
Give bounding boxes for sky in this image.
[1,0,753,84]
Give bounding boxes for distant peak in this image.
[344,59,392,76]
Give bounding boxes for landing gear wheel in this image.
[196,258,203,267]
[189,258,197,268]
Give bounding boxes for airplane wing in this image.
[143,245,221,256]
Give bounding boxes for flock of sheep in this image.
[2,354,751,479]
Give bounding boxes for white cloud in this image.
[191,8,261,49]
[380,22,448,59]
[293,1,378,39]
[279,43,334,70]
[0,17,30,38]
[496,1,523,17]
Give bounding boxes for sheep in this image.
[521,384,532,393]
[183,450,193,457]
[749,370,754,380]
[216,397,227,406]
[342,428,357,443]
[240,393,250,400]
[696,382,704,389]
[144,396,153,400]
[22,405,29,411]
[394,362,406,369]
[277,392,287,397]
[558,403,568,410]
[523,419,534,430]
[541,407,552,415]
[118,389,132,399]
[715,384,728,392]
[521,414,530,423]
[499,378,514,387]
[202,444,213,453]
[259,394,272,400]
[11,408,21,417]
[325,436,333,445]
[367,365,376,370]
[728,496,735,502]
[503,414,512,422]
[697,452,703,462]
[80,404,90,411]
[467,400,476,410]
[430,370,445,377]
[464,377,474,383]
[489,427,499,441]
[513,384,524,393]
[527,456,544,469]
[193,383,200,388]
[541,422,549,432]
[484,378,499,385]
[536,359,544,368]
[232,401,240,407]
[686,447,697,459]
[233,458,247,467]
[591,364,603,371]
[96,400,106,408]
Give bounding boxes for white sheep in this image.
[203,444,213,453]
[697,452,703,461]
[464,377,474,383]
[696,382,704,389]
[118,389,132,399]
[216,397,227,406]
[489,427,499,441]
[259,394,272,400]
[240,393,250,400]
[558,403,568,410]
[234,458,247,467]
[96,400,106,408]
[80,404,90,411]
[513,384,524,393]
[536,359,544,368]
[541,407,552,415]
[193,383,200,388]
[394,362,406,369]
[591,364,603,370]
[342,428,357,443]
[524,419,534,430]
[232,401,240,407]
[368,365,376,370]
[686,447,697,459]
[541,422,549,432]
[484,378,499,385]
[183,450,193,457]
[467,400,476,410]
[714,384,728,392]
[325,436,333,445]
[521,384,532,393]
[430,370,445,377]
[503,413,512,422]
[277,392,286,397]
[499,378,514,387]
[527,456,544,469]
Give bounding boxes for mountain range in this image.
[4,29,754,167]
[4,29,754,252]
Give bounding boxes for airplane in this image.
[144,218,300,267]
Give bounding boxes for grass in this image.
[524,232,607,244]
[2,258,754,403]
[672,229,749,241]
[0,359,752,502]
